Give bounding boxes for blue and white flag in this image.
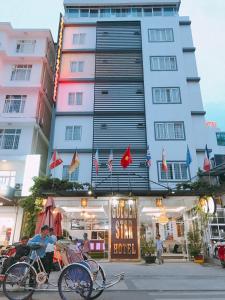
[186,145,192,167]
[146,145,152,167]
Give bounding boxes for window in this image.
[153,8,162,16]
[16,40,36,53]
[73,33,86,45]
[152,88,181,104]
[90,9,98,17]
[68,92,83,105]
[0,129,21,149]
[11,65,32,81]
[62,165,79,181]
[66,8,79,17]
[149,28,174,42]
[150,56,177,71]
[155,122,185,140]
[0,171,16,187]
[70,61,84,72]
[158,162,189,181]
[100,9,111,17]
[144,8,152,16]
[131,8,142,17]
[164,7,176,16]
[80,9,89,17]
[65,126,82,140]
[3,95,26,113]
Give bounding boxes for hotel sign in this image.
[111,199,138,259]
[216,132,225,146]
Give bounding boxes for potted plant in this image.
[187,228,204,264]
[141,239,156,264]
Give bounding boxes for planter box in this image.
[144,255,156,264]
[194,255,204,264]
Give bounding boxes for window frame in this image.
[152,87,181,104]
[157,161,190,182]
[70,61,84,73]
[11,65,32,81]
[62,165,79,182]
[148,28,174,43]
[68,92,83,105]
[65,126,82,141]
[72,33,86,45]
[150,56,177,71]
[16,40,36,54]
[154,121,185,140]
[3,95,26,113]
[0,129,21,150]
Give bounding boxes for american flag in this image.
[146,146,152,167]
[107,150,113,172]
[94,149,99,175]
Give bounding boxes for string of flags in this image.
[49,144,211,174]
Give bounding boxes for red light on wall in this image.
[206,121,217,128]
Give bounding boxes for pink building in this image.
[0,23,55,244]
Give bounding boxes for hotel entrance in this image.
[53,196,197,261]
[139,196,197,259]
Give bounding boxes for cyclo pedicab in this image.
[2,240,124,300]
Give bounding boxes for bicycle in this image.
[3,241,124,300]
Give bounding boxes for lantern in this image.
[81,198,88,209]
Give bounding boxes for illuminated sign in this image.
[111,199,138,259]
[206,121,217,128]
[53,14,64,102]
[216,132,225,146]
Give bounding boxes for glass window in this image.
[100,9,110,17]
[16,40,36,54]
[121,8,131,17]
[159,162,189,181]
[80,9,89,17]
[3,95,26,113]
[11,65,32,81]
[70,61,84,72]
[73,33,86,45]
[0,129,21,150]
[150,56,177,71]
[164,7,176,16]
[149,29,174,42]
[0,171,16,188]
[155,122,185,140]
[65,126,82,140]
[152,88,181,104]
[62,165,79,181]
[68,93,75,105]
[90,9,98,17]
[132,8,142,17]
[144,8,152,16]
[76,92,83,105]
[153,8,162,16]
[67,8,79,17]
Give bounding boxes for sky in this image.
[0,0,224,130]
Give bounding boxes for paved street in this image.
[0,261,225,300]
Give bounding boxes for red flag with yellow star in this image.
[120,146,133,168]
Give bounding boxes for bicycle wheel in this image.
[3,262,37,300]
[89,264,105,300]
[58,263,93,300]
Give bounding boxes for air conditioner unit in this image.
[15,183,22,190]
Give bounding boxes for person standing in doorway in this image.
[82,233,90,259]
[156,234,164,265]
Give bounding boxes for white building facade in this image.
[0,23,55,244]
[51,0,225,260]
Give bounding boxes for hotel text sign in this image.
[111,199,138,259]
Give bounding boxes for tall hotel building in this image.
[0,23,55,244]
[51,0,225,259]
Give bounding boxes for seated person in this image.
[1,236,30,274]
